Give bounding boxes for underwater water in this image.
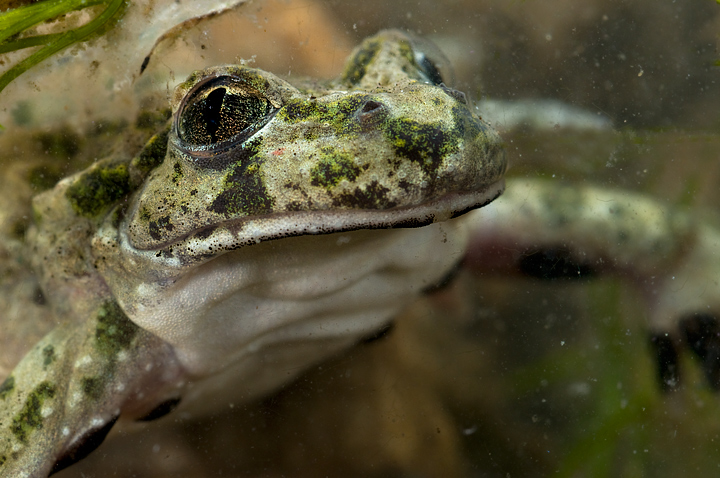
[2,0,720,476]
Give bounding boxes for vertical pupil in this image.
[204,87,226,143]
[178,78,274,147]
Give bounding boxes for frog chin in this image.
[95,215,472,404]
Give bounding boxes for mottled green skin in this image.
[39,30,505,255]
[2,119,178,474]
[133,127,171,175]
[310,147,363,189]
[341,37,383,85]
[0,377,14,400]
[10,382,56,443]
[93,300,139,360]
[66,163,130,218]
[0,30,505,476]
[0,294,172,476]
[341,34,436,88]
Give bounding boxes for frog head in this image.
[125,31,505,258]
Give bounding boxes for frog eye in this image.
[407,34,455,87]
[414,50,445,85]
[177,76,275,149]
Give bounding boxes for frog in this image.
[0,28,718,477]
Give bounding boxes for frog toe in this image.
[136,397,182,422]
[681,312,720,390]
[649,332,681,392]
[649,313,720,392]
[360,322,395,344]
[50,415,119,475]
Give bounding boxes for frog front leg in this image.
[463,178,720,390]
[0,300,183,477]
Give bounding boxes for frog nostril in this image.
[357,99,387,126]
[360,99,385,114]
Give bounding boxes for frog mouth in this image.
[118,180,505,268]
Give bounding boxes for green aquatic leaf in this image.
[0,0,128,97]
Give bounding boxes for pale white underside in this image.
[112,219,469,407]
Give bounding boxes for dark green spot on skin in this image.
[81,377,103,401]
[383,117,457,176]
[332,180,397,209]
[208,138,273,217]
[148,215,174,241]
[66,163,130,218]
[42,345,55,370]
[277,95,367,138]
[133,128,170,175]
[396,39,427,80]
[95,300,139,359]
[451,104,490,138]
[139,207,151,221]
[397,40,416,65]
[310,147,361,189]
[341,38,382,85]
[450,104,503,172]
[11,381,56,443]
[0,376,15,400]
[210,161,274,217]
[172,162,183,184]
[286,200,304,211]
[0,454,5,466]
